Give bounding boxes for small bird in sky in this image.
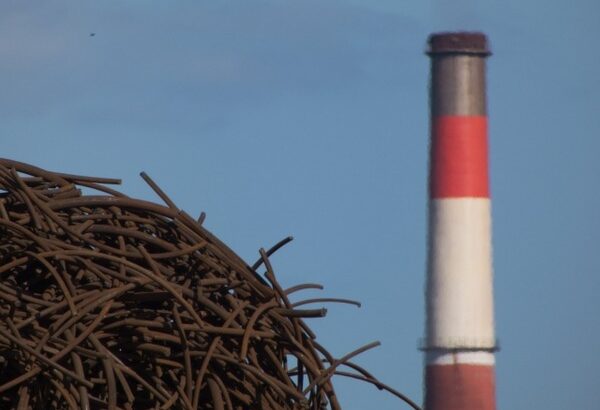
[90,33,96,37]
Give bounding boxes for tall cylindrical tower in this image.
[423,32,497,410]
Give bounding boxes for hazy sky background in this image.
[2,1,599,409]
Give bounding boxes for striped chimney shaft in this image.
[423,32,497,410]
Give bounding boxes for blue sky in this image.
[2,1,599,408]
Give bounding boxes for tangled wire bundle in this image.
[0,159,418,409]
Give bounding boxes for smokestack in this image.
[423,32,497,410]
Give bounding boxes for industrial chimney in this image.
[423,32,497,410]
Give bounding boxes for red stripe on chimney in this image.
[425,364,496,410]
[430,115,489,198]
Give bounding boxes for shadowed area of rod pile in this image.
[0,159,419,410]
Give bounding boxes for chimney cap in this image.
[427,32,491,56]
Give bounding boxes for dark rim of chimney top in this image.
[427,32,491,56]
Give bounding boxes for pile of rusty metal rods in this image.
[0,159,420,410]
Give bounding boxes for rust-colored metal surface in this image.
[0,159,419,409]
[427,32,490,56]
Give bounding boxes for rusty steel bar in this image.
[0,159,420,409]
